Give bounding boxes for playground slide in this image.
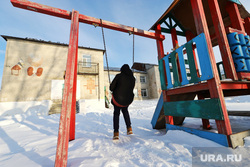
[151,92,196,129]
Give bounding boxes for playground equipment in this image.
[10,0,164,166]
[151,0,250,148]
[10,0,250,166]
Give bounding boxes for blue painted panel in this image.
[245,58,250,71]
[193,33,214,81]
[234,58,249,72]
[230,45,244,59]
[162,54,174,89]
[242,46,250,58]
[245,35,250,46]
[164,57,174,89]
[151,93,163,129]
[165,124,229,147]
[227,32,240,46]
[158,33,213,90]
[238,33,246,46]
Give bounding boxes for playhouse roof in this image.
[150,0,250,46]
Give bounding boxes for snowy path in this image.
[0,99,249,167]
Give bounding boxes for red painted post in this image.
[198,94,211,129]
[156,24,165,60]
[171,28,182,83]
[208,0,238,81]
[171,28,178,47]
[190,0,232,137]
[10,0,71,19]
[244,17,250,35]
[226,1,245,32]
[186,31,211,129]
[55,10,79,167]
[185,30,200,77]
[10,0,164,40]
[69,12,79,141]
[155,24,174,125]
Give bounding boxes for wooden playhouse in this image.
[151,0,250,148]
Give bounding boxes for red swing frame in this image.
[10,0,165,166]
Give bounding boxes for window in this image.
[82,55,91,67]
[140,76,146,83]
[141,89,148,97]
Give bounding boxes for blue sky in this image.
[0,0,250,89]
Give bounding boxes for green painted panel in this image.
[164,98,224,120]
[185,42,200,83]
[169,57,189,65]
[170,51,181,87]
[158,59,168,90]
[161,27,186,36]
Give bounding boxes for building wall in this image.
[77,49,104,100]
[134,72,149,100]
[0,37,161,103]
[0,38,104,102]
[147,66,161,99]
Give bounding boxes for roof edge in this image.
[150,0,181,31]
[1,35,105,53]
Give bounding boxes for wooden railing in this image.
[159,33,214,90]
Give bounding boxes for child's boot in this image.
[127,127,133,135]
[113,132,119,140]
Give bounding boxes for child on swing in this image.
[110,64,135,140]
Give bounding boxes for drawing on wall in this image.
[36,67,43,76]
[27,54,44,77]
[11,64,22,76]
[138,90,141,96]
[106,89,109,97]
[84,78,98,94]
[11,59,24,76]
[27,67,34,76]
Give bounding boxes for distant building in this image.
[0,35,162,105]
[0,35,105,102]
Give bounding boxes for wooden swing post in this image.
[10,0,165,166]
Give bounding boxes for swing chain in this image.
[128,27,135,36]
[132,27,135,73]
[128,27,135,72]
[100,19,111,84]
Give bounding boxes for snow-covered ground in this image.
[0,97,250,167]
